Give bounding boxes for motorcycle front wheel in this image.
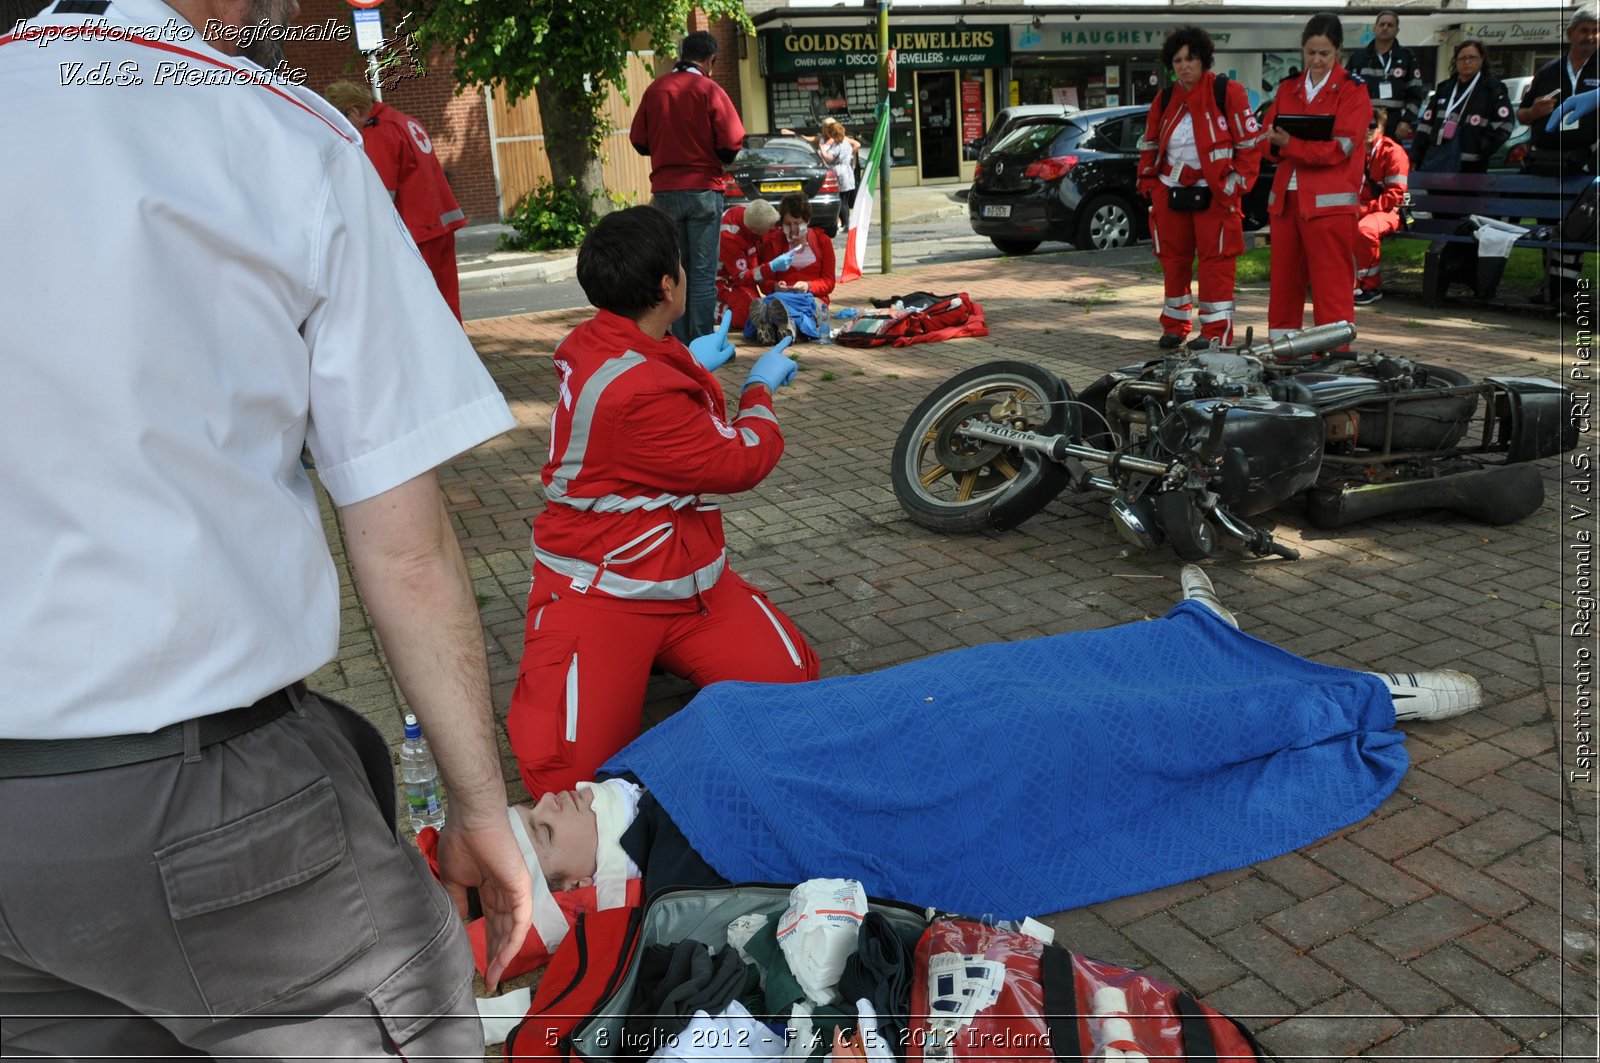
[891,361,1073,534]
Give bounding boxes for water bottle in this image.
[399,714,446,832]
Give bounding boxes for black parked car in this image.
[970,105,1272,255]
[722,134,844,237]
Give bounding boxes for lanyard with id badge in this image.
[1439,72,1480,141]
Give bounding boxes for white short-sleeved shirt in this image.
[0,0,516,738]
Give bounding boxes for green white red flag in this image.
[839,100,891,283]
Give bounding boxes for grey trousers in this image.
[0,691,483,1060]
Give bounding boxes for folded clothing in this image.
[625,940,759,1058]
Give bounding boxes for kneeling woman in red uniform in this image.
[508,207,819,798]
[1263,12,1372,341]
[759,193,836,306]
[1137,26,1263,349]
[716,198,787,329]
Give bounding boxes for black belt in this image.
[0,687,299,779]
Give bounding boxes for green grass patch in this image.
[820,372,838,382]
[1234,239,1598,289]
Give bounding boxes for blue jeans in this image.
[653,189,723,343]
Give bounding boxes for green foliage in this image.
[409,0,755,158]
[500,179,600,251]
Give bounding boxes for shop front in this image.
[1453,17,1566,80]
[756,24,1008,185]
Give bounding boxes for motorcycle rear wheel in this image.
[891,361,1072,534]
[1156,490,1221,561]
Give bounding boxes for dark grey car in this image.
[722,135,844,237]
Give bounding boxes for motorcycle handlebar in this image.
[1238,322,1356,362]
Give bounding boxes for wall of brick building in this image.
[284,0,499,224]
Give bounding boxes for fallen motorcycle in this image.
[890,323,1575,560]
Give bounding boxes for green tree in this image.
[408,1,752,220]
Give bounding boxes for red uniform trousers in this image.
[1150,194,1245,344]
[1354,211,1401,293]
[1267,191,1357,338]
[717,282,761,329]
[419,231,462,321]
[507,568,819,797]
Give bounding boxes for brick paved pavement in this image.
[313,251,1598,1059]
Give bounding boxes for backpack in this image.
[834,292,987,348]
[908,918,1272,1062]
[504,903,646,1061]
[1157,73,1232,117]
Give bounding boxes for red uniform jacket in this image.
[717,206,781,302]
[1263,68,1373,220]
[360,102,466,245]
[758,227,836,301]
[532,310,783,609]
[629,68,746,193]
[1136,72,1264,206]
[1359,134,1410,216]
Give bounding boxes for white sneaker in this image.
[1371,670,1483,722]
[1179,564,1237,628]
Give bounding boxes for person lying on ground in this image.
[447,567,1481,974]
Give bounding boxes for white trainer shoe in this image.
[1371,670,1483,722]
[1179,564,1238,628]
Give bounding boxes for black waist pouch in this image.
[1168,184,1213,211]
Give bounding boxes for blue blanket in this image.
[603,603,1407,918]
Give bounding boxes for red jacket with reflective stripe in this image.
[1136,72,1264,208]
[717,206,781,300]
[1359,134,1410,216]
[1263,68,1373,220]
[360,102,466,244]
[532,310,783,610]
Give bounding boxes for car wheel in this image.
[990,237,1041,256]
[1074,195,1137,250]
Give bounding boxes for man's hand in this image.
[1394,121,1413,140]
[342,472,534,988]
[435,813,534,992]
[688,309,736,372]
[743,336,797,392]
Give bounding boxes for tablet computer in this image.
[1272,113,1336,141]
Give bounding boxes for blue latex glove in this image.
[687,309,736,372]
[1548,88,1600,132]
[766,250,796,274]
[743,336,797,392]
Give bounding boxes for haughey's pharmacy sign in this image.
[760,26,1008,76]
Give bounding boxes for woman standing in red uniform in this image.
[1262,12,1373,342]
[1136,26,1264,350]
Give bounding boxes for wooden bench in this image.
[1392,171,1592,306]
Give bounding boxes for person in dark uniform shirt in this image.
[1345,9,1427,141]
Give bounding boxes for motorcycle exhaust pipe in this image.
[1237,321,1357,362]
[1305,464,1545,529]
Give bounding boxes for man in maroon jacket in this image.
[327,81,468,320]
[630,31,747,344]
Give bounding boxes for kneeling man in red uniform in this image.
[508,206,819,797]
[716,198,788,329]
[1353,109,1410,306]
[327,81,468,320]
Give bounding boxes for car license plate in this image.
[981,204,1011,218]
[761,182,803,193]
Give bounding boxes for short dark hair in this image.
[1374,10,1399,27]
[576,206,681,319]
[1162,26,1215,71]
[1453,38,1488,65]
[1302,12,1344,49]
[679,31,718,64]
[778,192,812,224]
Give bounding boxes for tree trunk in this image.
[534,77,611,220]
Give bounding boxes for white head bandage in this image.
[506,806,571,952]
[576,778,643,908]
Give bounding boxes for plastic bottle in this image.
[399,713,446,832]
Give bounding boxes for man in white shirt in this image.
[0,0,531,1056]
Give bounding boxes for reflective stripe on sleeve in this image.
[1334,137,1354,155]
[1209,147,1234,162]
[1315,192,1359,208]
[439,208,465,227]
[736,405,778,425]
[1385,174,1408,186]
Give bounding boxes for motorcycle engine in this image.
[1162,351,1271,406]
